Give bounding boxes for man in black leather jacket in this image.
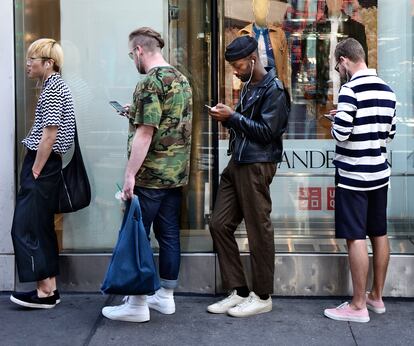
[207,36,290,318]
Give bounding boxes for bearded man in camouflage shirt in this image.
[102,27,192,323]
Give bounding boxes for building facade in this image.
[1,0,413,296]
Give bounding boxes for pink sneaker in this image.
[366,293,386,314]
[324,302,370,323]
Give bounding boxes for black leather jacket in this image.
[224,68,290,163]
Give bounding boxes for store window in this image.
[15,0,213,252]
[220,0,413,253]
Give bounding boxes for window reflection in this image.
[220,0,413,248]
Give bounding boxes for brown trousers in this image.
[209,159,277,295]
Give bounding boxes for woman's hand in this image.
[32,169,40,179]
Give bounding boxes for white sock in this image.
[158,287,174,298]
[128,295,147,306]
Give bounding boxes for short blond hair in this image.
[27,38,64,72]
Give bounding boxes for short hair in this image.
[27,38,64,72]
[129,27,165,52]
[334,38,366,63]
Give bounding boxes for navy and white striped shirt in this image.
[331,69,396,191]
[23,73,75,154]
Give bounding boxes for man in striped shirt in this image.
[324,38,397,323]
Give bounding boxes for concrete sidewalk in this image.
[0,294,413,346]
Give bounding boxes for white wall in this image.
[0,0,16,291]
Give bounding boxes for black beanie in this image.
[225,36,258,62]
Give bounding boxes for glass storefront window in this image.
[14,0,414,256]
[15,0,213,252]
[220,0,414,253]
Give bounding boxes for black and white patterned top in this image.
[23,73,76,154]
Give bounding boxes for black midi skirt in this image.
[11,149,62,282]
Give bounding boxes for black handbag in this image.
[56,126,91,213]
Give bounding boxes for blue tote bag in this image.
[101,195,160,295]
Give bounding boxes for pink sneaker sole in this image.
[324,302,370,323]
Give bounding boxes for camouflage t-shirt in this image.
[128,66,193,188]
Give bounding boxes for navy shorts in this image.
[335,185,388,240]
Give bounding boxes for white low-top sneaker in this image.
[227,292,272,317]
[207,290,246,314]
[102,296,150,323]
[147,289,175,315]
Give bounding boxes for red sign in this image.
[298,187,335,210]
[298,187,322,210]
[327,187,335,210]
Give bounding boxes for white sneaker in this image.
[147,288,175,315]
[207,290,246,314]
[227,292,272,317]
[102,295,150,322]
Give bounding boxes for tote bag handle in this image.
[120,195,142,231]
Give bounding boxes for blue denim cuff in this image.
[160,278,178,289]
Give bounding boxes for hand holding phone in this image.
[109,101,127,116]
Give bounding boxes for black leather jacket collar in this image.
[224,67,290,163]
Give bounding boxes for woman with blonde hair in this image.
[10,38,75,309]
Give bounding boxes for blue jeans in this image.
[134,186,182,289]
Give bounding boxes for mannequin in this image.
[301,0,367,138]
[327,0,342,17]
[316,0,367,103]
[239,0,289,92]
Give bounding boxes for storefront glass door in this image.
[14,0,214,252]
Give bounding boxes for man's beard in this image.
[136,56,145,74]
[238,74,249,82]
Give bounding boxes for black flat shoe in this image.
[10,290,56,309]
[54,289,61,304]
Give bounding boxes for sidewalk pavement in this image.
[0,293,413,346]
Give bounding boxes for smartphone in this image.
[323,113,334,121]
[109,101,127,115]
